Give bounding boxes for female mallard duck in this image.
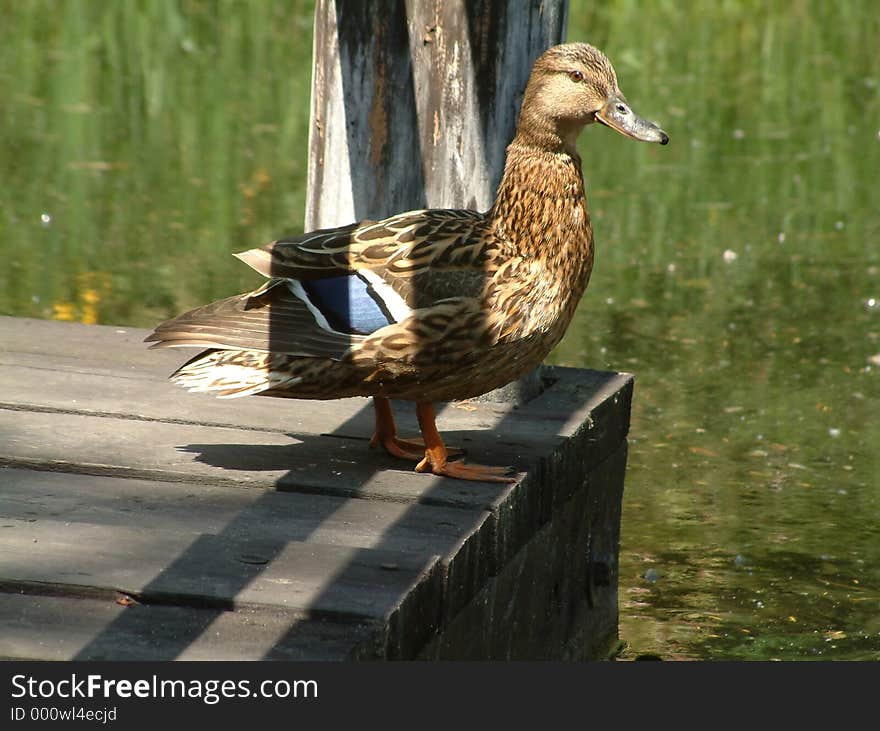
[146,42,667,483]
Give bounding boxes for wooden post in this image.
[306,0,568,401]
[306,0,568,225]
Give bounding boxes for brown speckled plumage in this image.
[147,43,667,482]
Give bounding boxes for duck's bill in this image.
[596,95,669,145]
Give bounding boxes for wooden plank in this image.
[0,317,629,449]
[0,313,540,426]
[0,468,485,560]
[0,510,441,659]
[0,408,520,510]
[0,315,375,435]
[0,357,518,451]
[0,315,181,369]
[0,363,625,455]
[0,516,439,621]
[0,316,604,442]
[0,357,623,460]
[0,593,371,660]
[0,371,630,516]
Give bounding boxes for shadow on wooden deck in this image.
[0,316,631,660]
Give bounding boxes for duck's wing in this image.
[146,209,497,359]
[144,279,360,358]
[236,208,495,308]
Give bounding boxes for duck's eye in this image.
[568,69,584,83]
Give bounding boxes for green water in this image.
[1,2,878,660]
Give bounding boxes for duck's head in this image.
[518,43,668,151]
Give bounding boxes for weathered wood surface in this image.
[0,316,631,659]
[306,0,569,226]
[0,594,374,661]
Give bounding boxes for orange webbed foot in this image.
[370,433,426,462]
[371,397,463,462]
[415,457,516,484]
[412,400,516,484]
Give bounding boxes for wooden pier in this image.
[0,316,631,660]
[0,0,632,660]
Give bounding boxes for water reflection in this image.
[558,253,880,659]
[556,2,880,659]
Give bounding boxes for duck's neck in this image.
[512,104,583,157]
[488,136,592,282]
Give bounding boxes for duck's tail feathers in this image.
[144,283,357,359]
[169,349,303,399]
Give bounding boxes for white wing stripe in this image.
[357,269,412,322]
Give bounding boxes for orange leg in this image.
[370,396,425,461]
[413,401,515,484]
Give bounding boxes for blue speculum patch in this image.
[302,274,395,335]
